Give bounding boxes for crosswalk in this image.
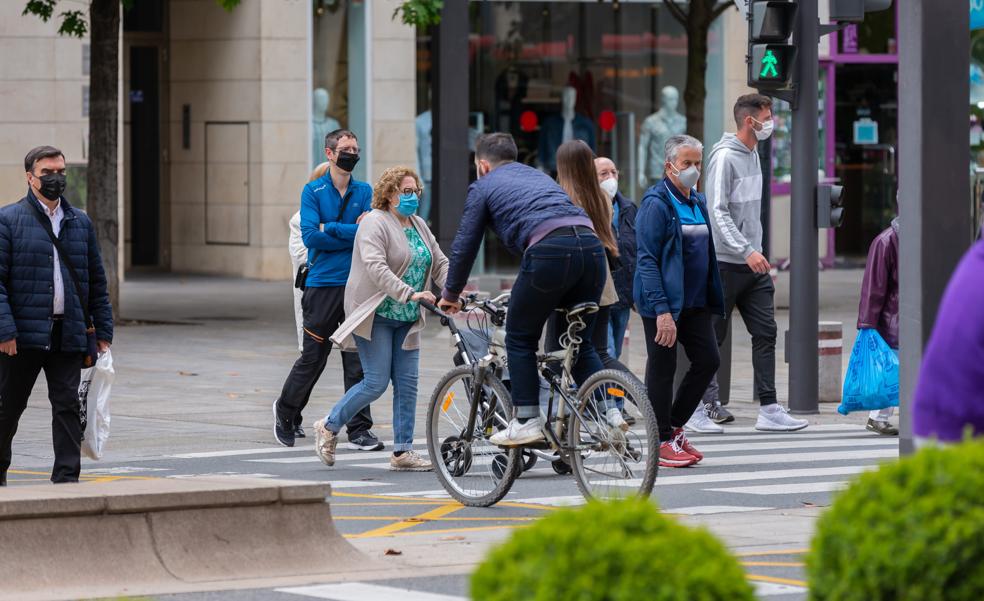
[161,424,898,513]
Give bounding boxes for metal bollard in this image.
[818,321,843,403]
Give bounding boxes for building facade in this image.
[0,0,417,281]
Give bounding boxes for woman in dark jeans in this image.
[546,140,640,427]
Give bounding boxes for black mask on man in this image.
[334,151,360,173]
[35,173,67,201]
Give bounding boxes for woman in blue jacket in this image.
[634,135,725,468]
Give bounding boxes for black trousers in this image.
[643,309,720,441]
[713,267,778,406]
[0,321,84,484]
[276,286,372,438]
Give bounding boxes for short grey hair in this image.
[664,135,703,164]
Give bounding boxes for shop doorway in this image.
[833,64,898,257]
[123,0,169,269]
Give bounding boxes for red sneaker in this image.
[659,439,698,468]
[673,427,703,463]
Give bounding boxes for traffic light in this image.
[747,0,798,91]
[828,0,893,23]
[816,184,845,228]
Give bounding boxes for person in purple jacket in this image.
[857,217,900,435]
[913,238,984,444]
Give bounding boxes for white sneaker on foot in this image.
[390,450,433,471]
[684,403,724,433]
[756,404,809,432]
[489,418,545,446]
[605,407,630,432]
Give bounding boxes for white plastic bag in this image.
[79,350,114,460]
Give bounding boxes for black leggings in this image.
[642,309,720,441]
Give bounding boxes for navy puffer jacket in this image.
[0,192,114,352]
[443,162,587,297]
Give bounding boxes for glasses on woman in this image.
[401,187,423,196]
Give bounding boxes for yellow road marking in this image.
[348,503,465,538]
[346,524,529,539]
[335,515,538,522]
[334,501,450,507]
[746,574,808,587]
[332,492,556,512]
[741,561,806,567]
[736,548,809,557]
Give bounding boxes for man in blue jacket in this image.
[634,135,725,468]
[0,145,113,485]
[272,129,379,450]
[438,133,610,445]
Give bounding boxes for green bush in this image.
[470,498,755,601]
[807,440,984,600]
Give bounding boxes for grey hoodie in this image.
[704,133,763,264]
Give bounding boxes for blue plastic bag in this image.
[838,329,900,415]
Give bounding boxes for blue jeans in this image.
[325,315,420,452]
[506,229,607,419]
[607,306,631,360]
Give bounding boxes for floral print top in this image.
[375,226,432,322]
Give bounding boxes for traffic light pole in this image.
[787,0,819,414]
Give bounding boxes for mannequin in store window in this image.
[538,86,596,173]
[638,86,687,190]
[312,88,341,169]
[415,108,433,222]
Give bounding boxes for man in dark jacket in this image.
[0,146,113,485]
[594,157,637,361]
[439,133,611,445]
[857,216,899,435]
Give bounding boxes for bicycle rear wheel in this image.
[567,369,658,500]
[427,365,522,507]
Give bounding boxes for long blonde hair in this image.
[556,140,618,255]
[310,162,330,182]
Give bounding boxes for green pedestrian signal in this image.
[760,50,780,79]
[747,1,797,92]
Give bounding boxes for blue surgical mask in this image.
[397,193,419,217]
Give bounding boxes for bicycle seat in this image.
[560,302,599,320]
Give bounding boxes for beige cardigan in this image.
[330,209,449,351]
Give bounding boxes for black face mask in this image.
[334,150,360,173]
[34,173,67,201]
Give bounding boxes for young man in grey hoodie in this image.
[693,94,809,432]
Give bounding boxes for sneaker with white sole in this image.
[489,418,545,446]
[313,419,338,466]
[756,404,810,432]
[390,451,433,471]
[605,407,630,432]
[684,403,724,433]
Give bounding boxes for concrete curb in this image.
[0,477,375,601]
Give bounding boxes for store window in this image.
[312,0,367,178]
[419,1,724,272]
[836,2,896,56]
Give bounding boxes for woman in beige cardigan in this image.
[313,166,449,471]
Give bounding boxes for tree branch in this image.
[664,0,688,28]
[711,1,735,22]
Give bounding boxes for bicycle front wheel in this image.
[567,368,658,501]
[426,365,522,507]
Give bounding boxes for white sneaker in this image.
[756,404,809,432]
[605,407,630,432]
[489,417,545,446]
[684,403,724,433]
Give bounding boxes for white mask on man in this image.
[600,177,618,199]
[753,118,775,141]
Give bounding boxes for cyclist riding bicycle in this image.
[438,133,612,446]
